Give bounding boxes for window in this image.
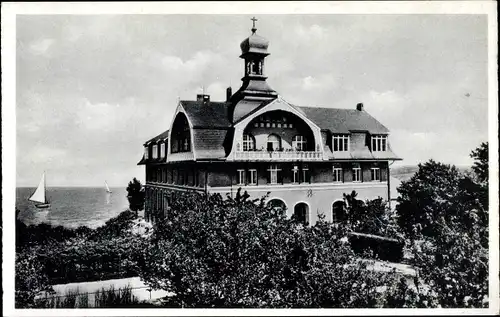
[332,201,347,223]
[267,134,281,151]
[268,164,281,184]
[152,145,158,159]
[160,143,166,158]
[333,165,343,182]
[237,169,246,185]
[248,169,257,185]
[252,113,297,130]
[182,138,190,152]
[302,164,310,183]
[333,134,350,152]
[293,203,309,226]
[292,135,308,151]
[353,165,362,182]
[371,168,380,181]
[292,165,299,183]
[144,146,149,159]
[243,133,255,151]
[371,135,387,151]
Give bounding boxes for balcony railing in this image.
[234,150,323,161]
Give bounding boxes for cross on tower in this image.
[251,16,258,33]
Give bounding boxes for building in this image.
[138,21,402,224]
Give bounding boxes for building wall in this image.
[144,160,390,224]
[208,181,388,225]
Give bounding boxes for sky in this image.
[15,14,489,187]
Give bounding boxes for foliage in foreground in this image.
[138,189,404,308]
[15,208,147,307]
[395,143,489,308]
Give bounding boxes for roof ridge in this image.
[297,105,358,111]
[180,100,229,105]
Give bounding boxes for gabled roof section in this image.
[180,101,231,128]
[192,128,228,160]
[231,98,275,124]
[296,106,390,134]
[144,129,169,145]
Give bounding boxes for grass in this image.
[34,285,156,308]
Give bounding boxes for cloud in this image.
[76,100,126,131]
[301,74,337,91]
[161,50,219,78]
[295,24,326,41]
[21,144,67,165]
[206,81,227,101]
[29,38,55,55]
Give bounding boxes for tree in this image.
[126,178,145,213]
[396,160,463,238]
[343,191,402,239]
[470,142,488,185]
[395,143,489,307]
[137,189,396,308]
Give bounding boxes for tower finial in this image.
[251,16,258,34]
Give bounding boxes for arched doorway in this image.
[267,198,287,211]
[332,200,347,223]
[293,202,309,226]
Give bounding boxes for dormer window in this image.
[160,143,166,158]
[152,144,158,159]
[144,146,149,159]
[333,134,349,152]
[371,135,387,152]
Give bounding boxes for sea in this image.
[16,187,131,229]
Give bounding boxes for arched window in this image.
[293,202,309,226]
[242,133,255,151]
[292,135,308,151]
[171,113,191,153]
[267,134,281,151]
[267,199,287,211]
[332,200,347,223]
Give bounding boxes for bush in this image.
[348,232,404,263]
[138,189,398,308]
[15,248,51,308]
[16,209,148,305]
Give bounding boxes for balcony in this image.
[233,150,323,161]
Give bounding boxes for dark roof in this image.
[296,106,390,134]
[181,101,231,128]
[192,129,228,160]
[144,129,169,145]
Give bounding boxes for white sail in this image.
[29,173,46,203]
[105,181,112,193]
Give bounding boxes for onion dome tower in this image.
[229,17,278,123]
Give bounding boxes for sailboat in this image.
[105,180,112,194]
[29,172,50,209]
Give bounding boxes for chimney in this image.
[196,94,210,104]
[226,86,232,102]
[356,103,364,111]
